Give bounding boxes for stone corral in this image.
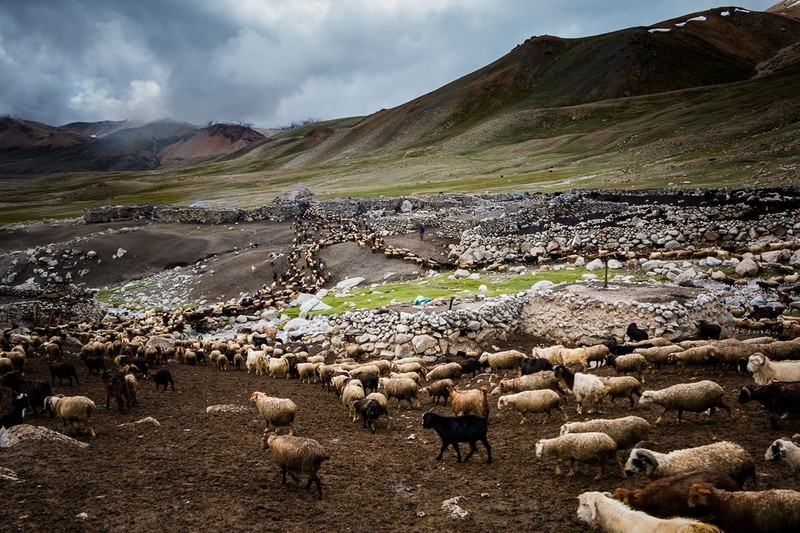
[519,282,730,346]
[0,283,105,328]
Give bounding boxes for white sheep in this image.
[609,353,648,382]
[577,491,722,533]
[535,432,622,480]
[635,344,683,368]
[553,365,607,415]
[389,371,422,384]
[600,376,642,407]
[249,392,298,435]
[533,344,564,365]
[341,379,365,422]
[560,415,651,450]
[479,349,527,377]
[44,394,97,438]
[392,361,426,376]
[261,431,330,499]
[379,377,419,409]
[747,353,800,385]
[246,347,267,375]
[765,437,800,473]
[268,357,291,379]
[498,371,561,395]
[638,380,731,424]
[297,362,321,383]
[624,441,756,487]
[425,362,462,382]
[497,389,565,424]
[558,346,591,372]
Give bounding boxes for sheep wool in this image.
[687,483,800,533]
[559,416,651,450]
[624,441,756,487]
[45,394,97,438]
[639,380,730,424]
[497,389,564,424]
[577,491,723,533]
[250,392,298,435]
[262,432,330,499]
[535,432,621,480]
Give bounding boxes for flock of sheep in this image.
[3,312,800,530]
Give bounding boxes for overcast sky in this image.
[0,1,778,128]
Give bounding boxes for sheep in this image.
[268,357,291,379]
[738,382,800,429]
[497,389,565,424]
[421,412,492,463]
[261,432,329,499]
[600,376,642,407]
[389,371,422,384]
[80,352,106,376]
[421,379,455,405]
[533,344,564,365]
[765,438,800,473]
[367,358,392,376]
[48,361,80,386]
[392,361,425,376]
[624,441,756,487]
[687,483,800,533]
[2,372,52,417]
[638,380,731,424]
[560,416,651,451]
[449,387,489,418]
[577,491,723,533]
[635,344,683,368]
[100,370,132,412]
[479,349,527,377]
[352,397,390,433]
[519,357,553,376]
[349,365,379,394]
[44,394,96,438]
[331,374,353,397]
[697,320,722,340]
[498,371,563,396]
[0,356,13,375]
[245,348,267,375]
[125,373,139,406]
[341,379,365,422]
[668,345,716,372]
[152,368,175,391]
[612,469,739,519]
[606,353,648,382]
[626,322,649,342]
[216,353,228,370]
[379,377,419,409]
[553,365,607,415]
[746,353,800,385]
[558,346,593,372]
[425,362,462,382]
[0,392,28,429]
[297,362,320,384]
[535,432,622,480]
[249,392,298,435]
[233,352,245,370]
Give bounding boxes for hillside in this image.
[1,5,799,223]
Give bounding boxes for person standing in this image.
[418,224,425,240]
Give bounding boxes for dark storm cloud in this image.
[0,0,778,127]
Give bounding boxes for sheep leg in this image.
[567,458,576,477]
[480,437,492,463]
[463,441,478,462]
[280,465,288,484]
[554,461,563,476]
[435,442,449,461]
[305,473,323,499]
[655,408,668,424]
[677,409,684,423]
[452,443,463,463]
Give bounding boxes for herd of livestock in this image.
[2,311,800,531]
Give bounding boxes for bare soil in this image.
[1,348,799,533]
[1,217,799,532]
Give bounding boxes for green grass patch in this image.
[281,267,657,319]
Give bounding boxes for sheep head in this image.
[765,439,787,462]
[686,482,714,508]
[747,353,766,374]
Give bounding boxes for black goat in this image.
[80,353,106,376]
[2,372,52,417]
[49,361,80,386]
[626,323,649,342]
[152,369,175,391]
[421,412,492,463]
[0,392,29,429]
[697,320,722,340]
[520,357,553,375]
[353,398,387,433]
[739,382,800,429]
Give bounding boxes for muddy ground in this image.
[1,343,799,533]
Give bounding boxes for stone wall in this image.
[0,284,106,328]
[519,282,730,345]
